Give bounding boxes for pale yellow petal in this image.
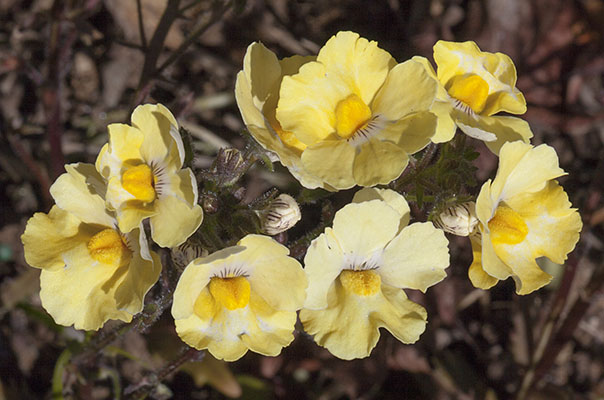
[277,61,352,145]
[492,239,552,295]
[300,279,426,360]
[114,229,162,313]
[241,42,282,110]
[475,179,496,225]
[150,195,203,248]
[353,138,409,187]
[39,243,131,330]
[467,233,498,290]
[380,222,449,291]
[171,246,247,320]
[352,187,410,229]
[372,58,437,120]
[433,40,526,115]
[131,104,184,167]
[301,140,356,190]
[411,55,449,100]
[481,231,514,280]
[303,228,345,309]
[430,100,457,143]
[237,235,307,311]
[332,200,399,259]
[164,168,199,206]
[22,206,86,271]
[452,111,533,154]
[50,163,114,227]
[506,181,582,264]
[317,31,394,105]
[491,142,565,202]
[381,111,437,155]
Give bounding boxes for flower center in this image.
[335,94,372,139]
[122,164,156,203]
[87,228,131,266]
[339,269,381,296]
[208,276,251,310]
[488,204,528,245]
[447,75,489,114]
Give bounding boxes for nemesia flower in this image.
[300,188,449,360]
[414,41,532,154]
[470,141,582,294]
[235,42,322,188]
[171,234,307,361]
[96,104,203,248]
[237,31,438,190]
[21,163,161,331]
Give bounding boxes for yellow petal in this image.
[380,222,449,291]
[412,55,450,101]
[491,142,565,203]
[238,235,307,312]
[429,100,457,143]
[492,239,552,295]
[131,104,184,168]
[150,195,203,247]
[171,246,246,320]
[39,242,132,330]
[475,179,496,226]
[480,230,514,280]
[317,31,395,105]
[352,188,410,229]
[301,140,356,190]
[277,61,351,145]
[241,42,282,111]
[22,206,86,271]
[50,163,114,226]
[300,278,426,360]
[452,111,533,154]
[372,59,437,120]
[303,228,345,310]
[163,168,198,206]
[382,111,437,155]
[433,40,526,115]
[98,124,144,177]
[352,138,409,187]
[332,200,400,259]
[114,230,162,313]
[467,233,498,290]
[506,181,582,264]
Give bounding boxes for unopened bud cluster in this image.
[256,194,301,235]
[433,202,479,237]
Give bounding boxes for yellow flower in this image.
[470,141,582,294]
[235,42,323,188]
[236,31,438,190]
[300,188,449,359]
[96,104,203,248]
[171,234,307,361]
[414,41,533,154]
[21,163,161,331]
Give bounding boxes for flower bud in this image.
[433,201,478,237]
[256,194,301,235]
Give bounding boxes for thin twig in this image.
[136,0,148,49]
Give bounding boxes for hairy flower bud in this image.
[256,194,301,235]
[433,202,478,237]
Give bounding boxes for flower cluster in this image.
[22,105,202,330]
[21,31,582,364]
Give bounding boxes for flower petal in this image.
[97,124,144,177]
[238,235,307,312]
[114,228,161,313]
[50,163,114,226]
[381,111,437,155]
[131,104,183,168]
[380,222,449,291]
[317,31,394,105]
[467,234,498,290]
[506,181,582,264]
[352,187,410,229]
[480,230,514,280]
[303,228,345,310]
[453,112,533,154]
[491,142,565,202]
[301,140,356,190]
[150,195,203,248]
[332,200,399,259]
[22,206,86,271]
[352,138,409,187]
[372,58,437,120]
[39,242,132,330]
[277,61,351,145]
